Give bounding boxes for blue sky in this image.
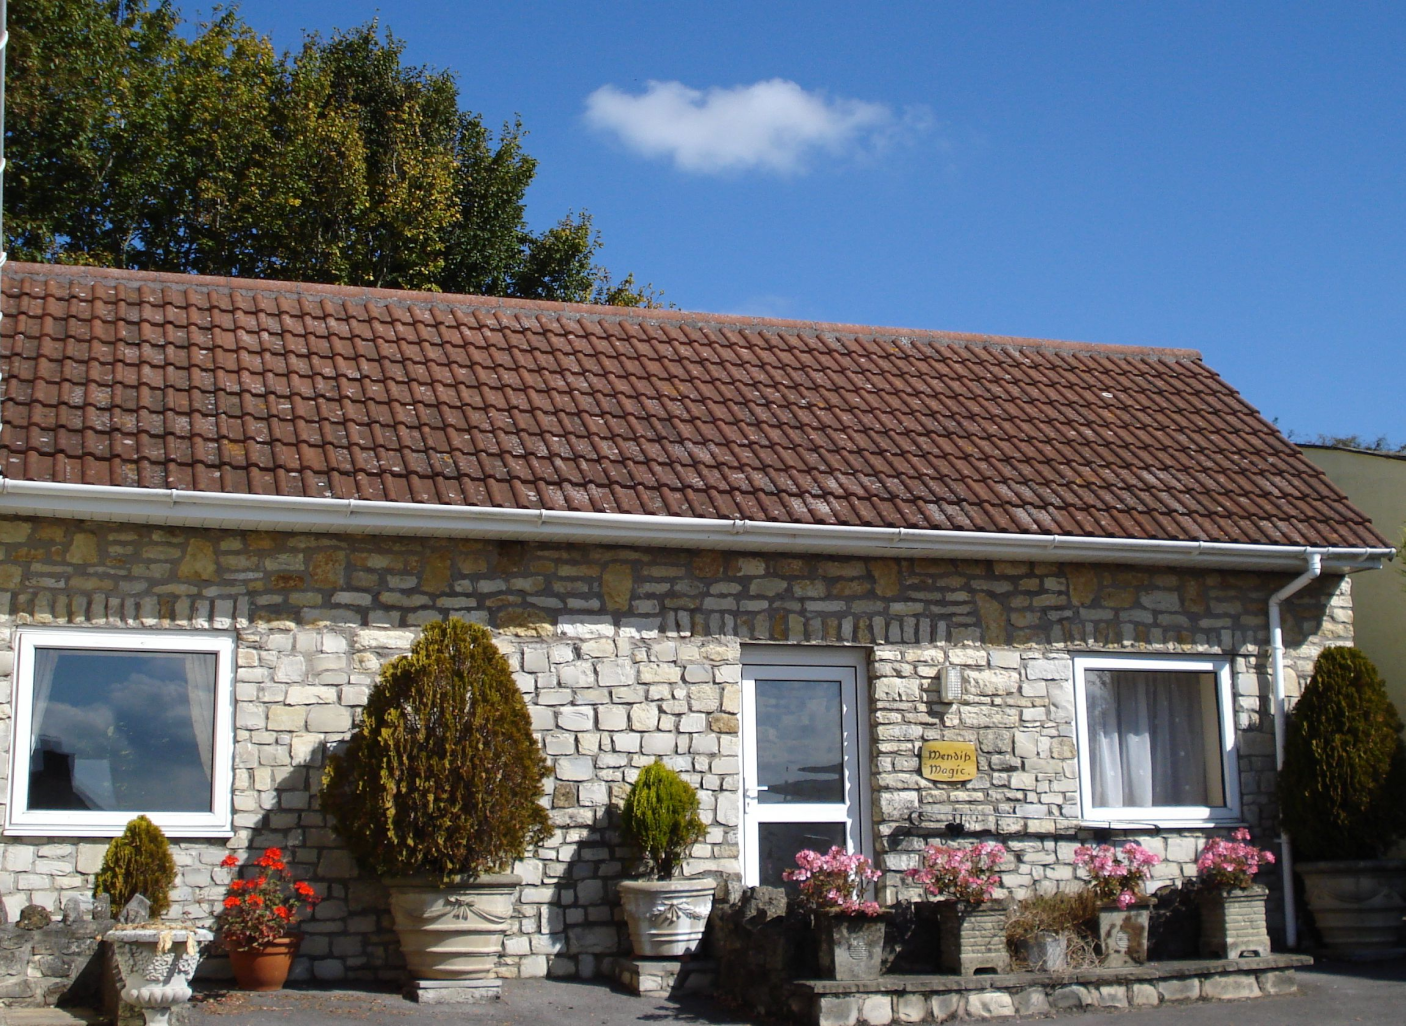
[211,1,1404,443]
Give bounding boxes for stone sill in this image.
[795,953,1312,995]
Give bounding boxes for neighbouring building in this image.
[0,263,1391,984]
[1301,444,1406,717]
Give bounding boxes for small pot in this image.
[1097,902,1150,967]
[816,913,886,981]
[227,934,301,991]
[618,877,716,957]
[1016,930,1068,972]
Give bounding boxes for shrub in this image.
[1005,888,1099,941]
[1279,646,1406,860]
[620,760,706,880]
[322,618,551,883]
[94,815,177,919]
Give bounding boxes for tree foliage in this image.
[620,760,706,880]
[94,815,177,919]
[8,1,656,304]
[1278,646,1406,860]
[322,618,551,883]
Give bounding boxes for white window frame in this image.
[6,627,236,837]
[739,646,873,887]
[1073,653,1240,827]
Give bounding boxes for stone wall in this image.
[0,517,1351,981]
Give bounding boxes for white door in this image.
[741,652,870,887]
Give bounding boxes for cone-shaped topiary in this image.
[1279,646,1406,860]
[322,617,551,883]
[94,815,177,919]
[621,760,707,880]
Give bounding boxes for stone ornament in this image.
[104,926,213,1026]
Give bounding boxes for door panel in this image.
[741,657,869,887]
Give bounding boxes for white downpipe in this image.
[1268,550,1323,950]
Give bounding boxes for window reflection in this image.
[27,650,217,813]
[755,679,845,804]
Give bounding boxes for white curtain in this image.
[27,648,60,765]
[1087,670,1212,808]
[185,653,217,782]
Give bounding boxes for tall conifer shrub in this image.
[322,618,550,882]
[1278,646,1406,860]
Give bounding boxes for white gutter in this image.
[1268,551,1323,950]
[0,478,1392,572]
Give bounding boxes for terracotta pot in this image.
[384,874,520,981]
[228,935,301,991]
[618,878,716,957]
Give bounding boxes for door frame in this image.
[739,645,873,886]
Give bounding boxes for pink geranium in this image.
[903,841,1006,904]
[1073,842,1161,910]
[783,847,884,917]
[1196,829,1276,891]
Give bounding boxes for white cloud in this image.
[584,79,927,174]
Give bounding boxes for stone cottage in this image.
[0,262,1390,983]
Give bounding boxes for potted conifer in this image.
[97,816,212,1026]
[322,618,551,988]
[617,760,712,957]
[1279,647,1406,958]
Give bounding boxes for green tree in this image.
[7,1,658,304]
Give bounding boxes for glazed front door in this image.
[740,655,869,886]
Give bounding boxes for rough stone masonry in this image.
[0,517,1350,983]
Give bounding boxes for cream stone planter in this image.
[385,874,521,980]
[104,926,212,1026]
[937,901,1011,976]
[1199,884,1271,959]
[1298,860,1406,959]
[619,878,716,957]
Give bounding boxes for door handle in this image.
[744,785,770,801]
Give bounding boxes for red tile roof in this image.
[0,262,1385,549]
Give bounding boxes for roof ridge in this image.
[3,261,1202,361]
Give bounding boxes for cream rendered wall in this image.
[1301,445,1406,715]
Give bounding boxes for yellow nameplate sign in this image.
[921,741,978,782]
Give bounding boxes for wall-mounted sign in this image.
[921,741,978,782]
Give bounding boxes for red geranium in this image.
[217,847,321,951]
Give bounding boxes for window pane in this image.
[28,650,216,813]
[759,822,847,889]
[755,679,845,804]
[1085,670,1223,809]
